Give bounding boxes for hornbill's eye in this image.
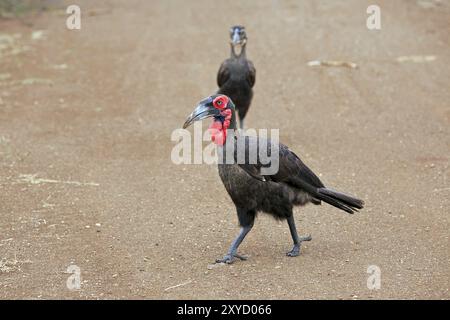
[213,95,229,110]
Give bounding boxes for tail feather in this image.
[289,178,364,214]
[317,188,364,214]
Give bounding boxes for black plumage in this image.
[183,94,364,264]
[217,26,255,129]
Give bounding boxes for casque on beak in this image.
[183,96,220,129]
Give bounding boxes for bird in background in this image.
[183,94,364,264]
[217,26,256,129]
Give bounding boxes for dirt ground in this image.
[0,0,449,300]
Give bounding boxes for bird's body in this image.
[217,26,255,129]
[218,162,313,224]
[183,94,364,264]
[217,136,316,225]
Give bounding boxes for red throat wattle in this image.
[209,109,232,146]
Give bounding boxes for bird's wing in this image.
[217,60,231,88]
[278,144,325,188]
[246,60,256,88]
[228,136,265,181]
[232,136,324,188]
[230,137,363,214]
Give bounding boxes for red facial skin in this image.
[209,96,231,146]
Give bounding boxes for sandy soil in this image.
[0,0,449,299]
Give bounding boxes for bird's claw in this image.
[286,246,300,257]
[216,253,248,264]
[286,234,312,257]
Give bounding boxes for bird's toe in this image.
[216,255,235,264]
[300,235,312,242]
[234,253,248,261]
[216,253,248,264]
[286,246,300,257]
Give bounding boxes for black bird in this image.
[183,94,364,264]
[217,26,255,129]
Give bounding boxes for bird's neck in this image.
[231,44,246,59]
[228,106,237,130]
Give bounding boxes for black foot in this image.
[286,235,312,257]
[216,253,248,264]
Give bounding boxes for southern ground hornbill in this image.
[217,26,255,129]
[183,94,364,264]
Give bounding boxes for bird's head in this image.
[229,25,247,56]
[230,25,247,46]
[183,94,236,146]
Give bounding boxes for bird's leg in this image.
[286,215,312,257]
[216,224,253,264]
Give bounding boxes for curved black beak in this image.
[231,29,246,46]
[183,97,220,129]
